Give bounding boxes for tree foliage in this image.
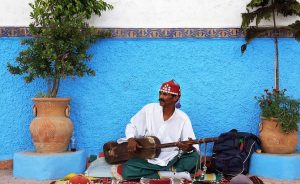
[7,0,113,97]
[241,0,300,90]
[241,0,300,52]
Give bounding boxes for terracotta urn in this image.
[30,98,73,153]
[259,117,298,154]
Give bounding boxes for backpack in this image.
[211,129,261,176]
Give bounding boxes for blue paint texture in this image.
[0,37,299,160]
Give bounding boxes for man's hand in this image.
[127,138,142,153]
[176,138,195,152]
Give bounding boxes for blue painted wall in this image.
[0,37,299,160]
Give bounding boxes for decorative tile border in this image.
[0,27,32,37]
[100,28,245,38]
[0,27,294,38]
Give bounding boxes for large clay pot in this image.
[259,117,298,154]
[30,98,73,153]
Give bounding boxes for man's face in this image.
[159,91,178,107]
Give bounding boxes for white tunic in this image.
[125,103,199,166]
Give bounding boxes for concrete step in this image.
[249,152,300,181]
[13,150,86,180]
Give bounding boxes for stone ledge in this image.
[13,150,86,180]
[249,152,300,181]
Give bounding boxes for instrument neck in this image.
[156,137,218,149]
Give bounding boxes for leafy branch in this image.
[7,0,113,97]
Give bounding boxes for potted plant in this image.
[241,0,300,153]
[255,88,300,153]
[7,0,113,153]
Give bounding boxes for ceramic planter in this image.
[259,117,298,154]
[30,98,73,153]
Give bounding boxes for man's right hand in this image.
[176,138,195,152]
[127,138,142,153]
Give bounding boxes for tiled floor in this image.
[260,178,300,184]
[0,169,53,184]
[1,169,300,184]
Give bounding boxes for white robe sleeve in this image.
[125,106,147,139]
[181,117,199,151]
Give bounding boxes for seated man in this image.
[121,80,199,181]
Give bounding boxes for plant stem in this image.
[272,0,279,90]
[51,78,60,97]
[47,78,51,95]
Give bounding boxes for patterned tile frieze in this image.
[0,27,32,37]
[0,27,294,38]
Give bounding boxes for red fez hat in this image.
[159,80,181,96]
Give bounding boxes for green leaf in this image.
[288,20,300,41]
[276,0,300,16]
[244,27,271,43]
[241,44,247,54]
[247,0,270,9]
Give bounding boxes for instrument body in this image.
[103,136,218,164]
[103,136,160,164]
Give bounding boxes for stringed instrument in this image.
[103,136,218,164]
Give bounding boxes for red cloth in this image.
[99,152,105,158]
[149,178,171,184]
[117,164,122,175]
